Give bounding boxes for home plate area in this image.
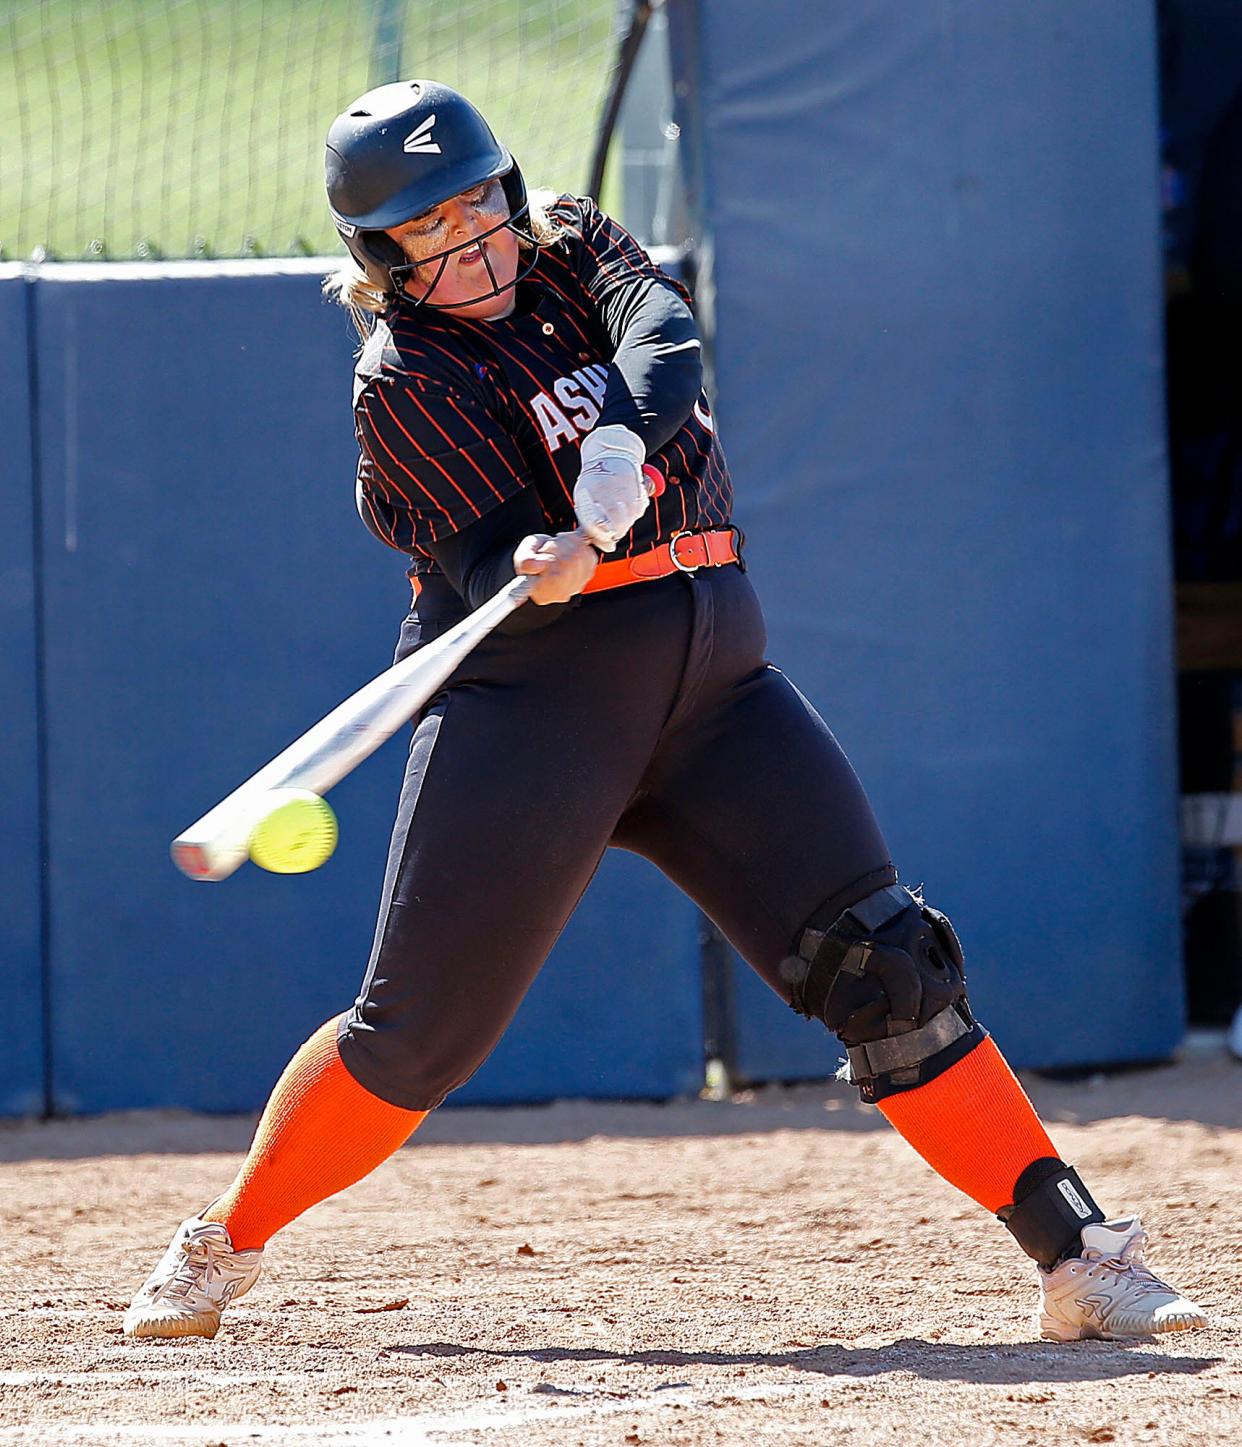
[1,1059,1238,1445]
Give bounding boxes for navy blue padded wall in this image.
[0,270,46,1116]
[33,263,701,1112]
[669,1,1182,1075]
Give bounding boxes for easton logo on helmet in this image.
[330,210,358,237]
[403,115,441,155]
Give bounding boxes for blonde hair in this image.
[322,187,572,339]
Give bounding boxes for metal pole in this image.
[588,1,654,201]
[370,0,406,88]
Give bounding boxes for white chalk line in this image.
[0,1378,826,1444]
[417,1380,818,1434]
[0,1369,319,1387]
[0,1424,433,1446]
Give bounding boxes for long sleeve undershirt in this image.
[594,277,704,454]
[426,487,572,634]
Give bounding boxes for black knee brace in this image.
[780,883,986,1102]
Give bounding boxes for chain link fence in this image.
[1,0,617,261]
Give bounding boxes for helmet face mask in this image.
[325,80,540,309]
[386,198,539,311]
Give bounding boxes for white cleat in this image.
[123,1216,263,1340]
[1038,1216,1208,1342]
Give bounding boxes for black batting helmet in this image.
[325,79,536,308]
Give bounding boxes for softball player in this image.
[124,81,1206,1345]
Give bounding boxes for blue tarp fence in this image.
[0,0,1181,1115]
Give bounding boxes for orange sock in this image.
[876,1035,1057,1213]
[203,1017,425,1250]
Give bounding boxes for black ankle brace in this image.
[997,1158,1105,1267]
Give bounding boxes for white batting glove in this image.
[572,425,653,553]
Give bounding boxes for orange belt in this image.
[582,527,743,594]
[408,526,742,603]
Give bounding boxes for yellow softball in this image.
[248,788,338,874]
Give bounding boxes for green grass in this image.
[0,0,616,260]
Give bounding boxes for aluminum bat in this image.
[171,573,535,881]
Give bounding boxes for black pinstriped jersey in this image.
[351,196,733,574]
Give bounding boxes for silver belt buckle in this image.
[668,531,700,573]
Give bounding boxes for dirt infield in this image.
[1,1052,1239,1446]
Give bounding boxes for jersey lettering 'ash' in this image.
[530,363,610,451]
[352,195,733,571]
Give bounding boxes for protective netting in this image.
[1,0,617,261]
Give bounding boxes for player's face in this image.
[386,179,520,318]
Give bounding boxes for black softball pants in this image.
[337,563,895,1110]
